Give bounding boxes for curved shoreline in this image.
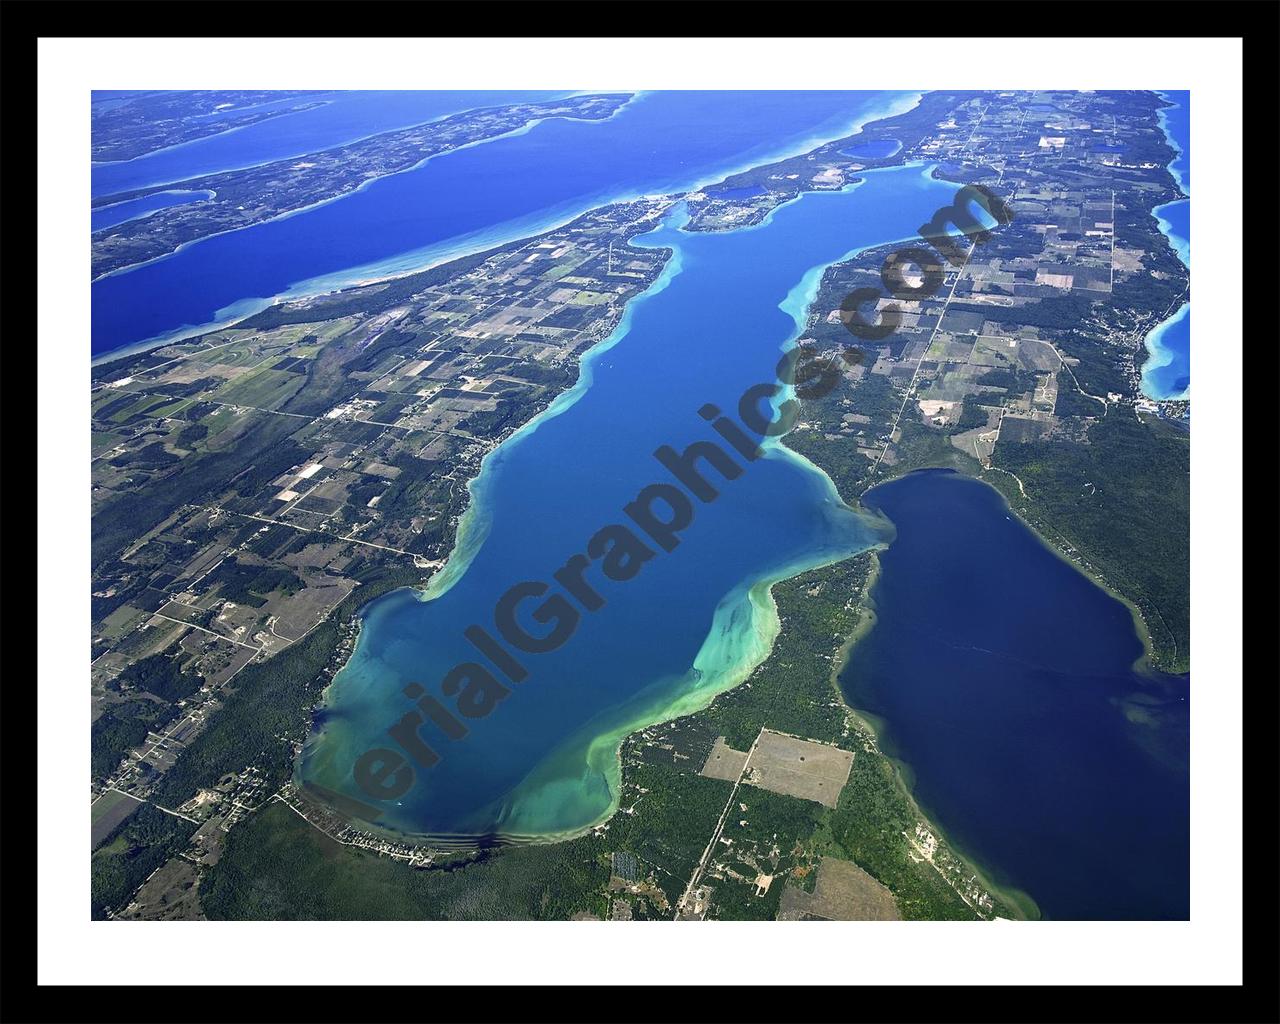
[1153,198,1190,266]
[484,533,888,843]
[91,92,577,195]
[1154,91,1189,197]
[301,171,924,844]
[1140,302,1191,402]
[91,91,923,365]
[952,463,1178,677]
[825,549,1040,920]
[1140,92,1190,401]
[423,158,932,604]
[91,188,217,232]
[416,221,687,604]
[90,95,643,286]
[90,96,335,170]
[830,468,1189,918]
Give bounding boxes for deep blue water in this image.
[299,163,967,839]
[840,470,1189,920]
[92,189,215,232]
[92,91,561,197]
[1142,91,1190,400]
[708,186,766,200]
[91,90,916,358]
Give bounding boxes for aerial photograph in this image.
[88,87,1191,924]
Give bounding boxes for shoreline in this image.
[90,97,334,169]
[879,458,1182,678]
[1154,91,1189,197]
[90,94,642,290]
[827,467,1189,918]
[410,210,686,604]
[286,95,1036,858]
[91,92,582,198]
[274,90,1156,916]
[285,90,1182,889]
[1139,92,1190,402]
[302,190,900,843]
[1140,302,1191,403]
[297,153,951,844]
[824,547,1041,921]
[91,90,923,366]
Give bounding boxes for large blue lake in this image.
[299,163,971,839]
[92,91,917,359]
[97,91,1190,914]
[841,470,1189,920]
[1142,91,1190,401]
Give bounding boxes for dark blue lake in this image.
[92,189,214,232]
[91,90,918,358]
[840,470,1189,920]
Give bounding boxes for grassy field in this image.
[92,803,198,919]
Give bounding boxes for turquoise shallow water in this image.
[841,138,901,160]
[299,163,968,839]
[1141,301,1190,400]
[1142,91,1190,401]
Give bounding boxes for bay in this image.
[299,162,966,840]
